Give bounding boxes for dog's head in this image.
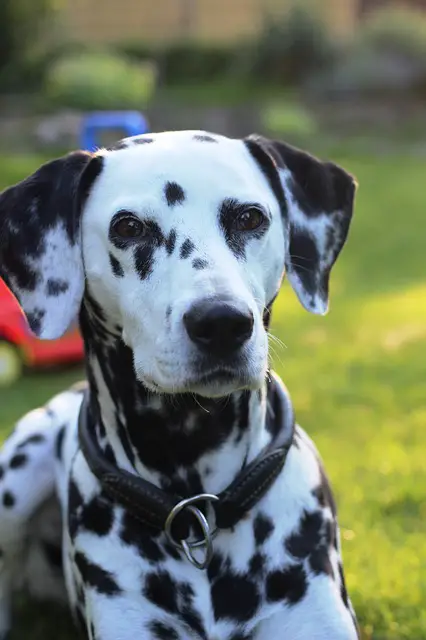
[0,131,356,397]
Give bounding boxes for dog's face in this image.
[0,131,356,398]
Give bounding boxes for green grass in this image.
[0,153,425,638]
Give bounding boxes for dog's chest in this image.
[63,434,337,639]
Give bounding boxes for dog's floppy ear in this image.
[0,151,103,339]
[245,134,357,314]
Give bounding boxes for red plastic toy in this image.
[0,279,84,385]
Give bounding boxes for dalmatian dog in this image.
[0,130,358,639]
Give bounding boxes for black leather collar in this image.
[78,372,295,544]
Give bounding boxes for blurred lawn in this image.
[0,153,425,639]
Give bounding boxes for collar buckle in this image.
[164,494,219,570]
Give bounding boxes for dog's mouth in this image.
[182,364,264,398]
[142,366,260,397]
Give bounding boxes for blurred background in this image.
[0,1,425,639]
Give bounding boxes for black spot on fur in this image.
[266,564,308,604]
[149,620,179,640]
[312,465,337,517]
[17,433,45,448]
[192,258,208,270]
[309,544,334,577]
[211,572,260,622]
[134,244,154,280]
[144,571,179,613]
[229,632,254,640]
[67,478,84,539]
[81,496,114,537]
[133,137,154,144]
[3,491,15,508]
[55,425,66,462]
[144,574,205,636]
[121,512,165,563]
[166,306,172,320]
[46,278,69,296]
[249,552,266,576]
[131,220,166,280]
[180,238,195,259]
[109,253,124,277]
[164,182,185,207]
[165,229,177,255]
[9,453,28,469]
[253,513,274,545]
[0,466,3,480]
[26,308,45,334]
[193,134,217,142]
[74,551,121,595]
[285,510,323,559]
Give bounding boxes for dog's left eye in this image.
[234,207,266,232]
[112,216,145,239]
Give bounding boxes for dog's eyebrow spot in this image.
[193,134,218,143]
[164,181,185,207]
[133,137,154,145]
[192,258,208,270]
[180,238,195,259]
[46,278,69,296]
[107,140,129,151]
[109,253,124,278]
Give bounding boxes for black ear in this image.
[0,151,103,338]
[245,135,357,314]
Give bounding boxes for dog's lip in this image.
[186,367,239,384]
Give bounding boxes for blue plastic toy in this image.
[80,111,149,151]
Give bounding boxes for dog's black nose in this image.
[184,300,254,355]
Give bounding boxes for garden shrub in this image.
[306,6,426,101]
[118,40,236,86]
[0,0,55,92]
[45,51,157,111]
[239,2,338,87]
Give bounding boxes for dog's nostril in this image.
[183,300,254,354]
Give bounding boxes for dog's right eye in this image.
[112,215,145,239]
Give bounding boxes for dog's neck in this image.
[79,294,274,497]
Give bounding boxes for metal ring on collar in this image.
[164,494,219,570]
